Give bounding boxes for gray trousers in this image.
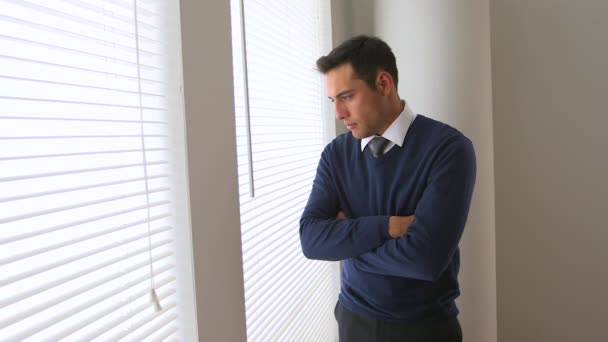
[334,302,462,342]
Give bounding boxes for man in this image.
[299,35,476,342]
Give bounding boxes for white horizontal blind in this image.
[230,0,340,341]
[0,0,195,341]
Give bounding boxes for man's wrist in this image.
[388,216,402,238]
[388,215,414,238]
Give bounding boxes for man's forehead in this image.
[325,63,354,79]
[324,65,358,95]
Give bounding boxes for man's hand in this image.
[338,211,414,238]
[388,215,415,238]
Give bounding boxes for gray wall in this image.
[330,0,375,136]
[373,1,498,341]
[490,1,608,341]
[180,1,247,341]
[180,1,608,341]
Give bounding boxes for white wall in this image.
[373,1,498,342]
[491,1,608,341]
[180,1,247,341]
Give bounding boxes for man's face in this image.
[325,63,386,139]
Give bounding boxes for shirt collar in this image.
[361,101,416,151]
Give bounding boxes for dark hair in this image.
[316,35,398,89]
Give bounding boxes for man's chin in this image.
[351,131,370,140]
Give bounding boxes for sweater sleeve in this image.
[351,137,477,281]
[299,146,392,261]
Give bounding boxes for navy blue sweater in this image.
[300,115,476,321]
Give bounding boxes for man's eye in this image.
[341,95,352,101]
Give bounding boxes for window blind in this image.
[0,0,196,341]
[230,0,340,341]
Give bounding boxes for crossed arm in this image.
[299,137,476,281]
[336,210,415,239]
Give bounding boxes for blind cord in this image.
[133,0,162,313]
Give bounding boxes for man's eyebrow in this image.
[328,89,354,100]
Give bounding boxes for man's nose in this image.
[334,102,347,120]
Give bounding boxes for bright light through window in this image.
[0,1,196,341]
[229,0,340,341]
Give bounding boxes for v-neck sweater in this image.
[300,114,477,321]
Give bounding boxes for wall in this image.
[330,0,375,136]
[490,1,608,341]
[373,1,498,341]
[179,1,608,341]
[180,1,247,341]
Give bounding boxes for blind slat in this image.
[2,1,159,40]
[0,55,165,85]
[65,282,176,341]
[0,187,170,224]
[104,302,177,341]
[1,1,189,340]
[0,34,162,70]
[248,261,329,340]
[278,271,334,341]
[0,230,172,288]
[0,219,171,268]
[253,269,332,341]
[0,148,167,162]
[4,261,175,341]
[231,0,336,340]
[0,161,167,182]
[244,242,311,307]
[240,187,308,230]
[0,249,173,331]
[0,175,168,202]
[0,14,163,54]
[0,75,164,99]
[0,95,166,111]
[0,226,172,308]
[0,202,170,245]
[145,325,179,342]
[0,116,167,124]
[47,278,176,341]
[132,310,178,342]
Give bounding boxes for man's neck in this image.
[379,99,405,135]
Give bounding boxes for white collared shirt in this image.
[361,101,417,155]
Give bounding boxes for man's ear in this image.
[376,71,393,96]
